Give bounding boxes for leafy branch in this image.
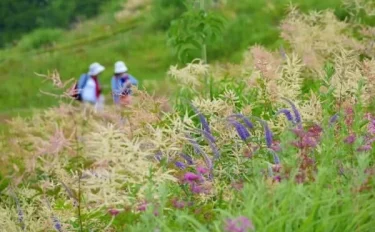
[167,0,225,63]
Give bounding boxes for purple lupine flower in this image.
[199,129,220,161]
[13,194,25,231]
[155,151,162,162]
[344,134,356,145]
[225,216,254,232]
[272,151,280,165]
[197,128,216,144]
[185,134,213,172]
[175,161,186,170]
[282,98,301,124]
[180,153,194,165]
[228,119,251,141]
[260,120,273,148]
[45,197,63,232]
[52,216,63,232]
[191,104,211,134]
[277,108,294,123]
[329,113,339,125]
[186,134,205,155]
[229,114,254,129]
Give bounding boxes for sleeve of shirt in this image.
[129,75,138,86]
[111,77,120,104]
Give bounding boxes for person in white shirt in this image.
[81,62,105,110]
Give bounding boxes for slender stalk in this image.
[73,115,83,232]
[77,173,83,232]
[200,0,207,64]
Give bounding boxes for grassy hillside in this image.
[0,0,371,116]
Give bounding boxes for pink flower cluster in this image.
[225,216,254,232]
[182,165,212,194]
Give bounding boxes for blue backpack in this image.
[71,74,90,101]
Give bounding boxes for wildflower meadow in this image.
[1,2,375,232]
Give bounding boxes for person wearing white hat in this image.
[111,61,138,106]
[80,62,106,109]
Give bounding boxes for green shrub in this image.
[149,0,187,30]
[17,28,63,51]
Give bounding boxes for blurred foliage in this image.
[149,0,187,30]
[17,28,64,51]
[0,0,106,48]
[168,5,226,63]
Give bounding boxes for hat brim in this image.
[114,67,128,74]
[89,65,105,76]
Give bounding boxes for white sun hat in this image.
[88,62,105,76]
[114,61,128,74]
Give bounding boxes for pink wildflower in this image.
[357,145,372,152]
[108,209,120,216]
[196,165,209,175]
[368,120,375,135]
[272,164,282,173]
[172,198,186,209]
[225,216,255,232]
[183,172,200,183]
[344,134,356,145]
[231,181,244,191]
[273,175,282,183]
[271,141,281,152]
[191,183,203,194]
[137,201,148,212]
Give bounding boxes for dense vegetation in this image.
[0,0,374,231]
[0,0,109,48]
[1,0,374,115]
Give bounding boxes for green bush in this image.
[17,28,63,51]
[149,0,187,30]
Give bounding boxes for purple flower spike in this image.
[271,151,280,165]
[229,114,254,129]
[199,129,220,161]
[329,113,339,125]
[14,195,25,231]
[260,120,273,148]
[175,161,186,170]
[277,108,294,123]
[228,120,251,141]
[180,153,194,165]
[186,134,213,172]
[155,151,162,162]
[282,98,302,124]
[225,216,255,232]
[191,104,211,134]
[52,216,63,232]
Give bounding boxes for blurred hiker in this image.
[73,62,105,110]
[111,61,138,106]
